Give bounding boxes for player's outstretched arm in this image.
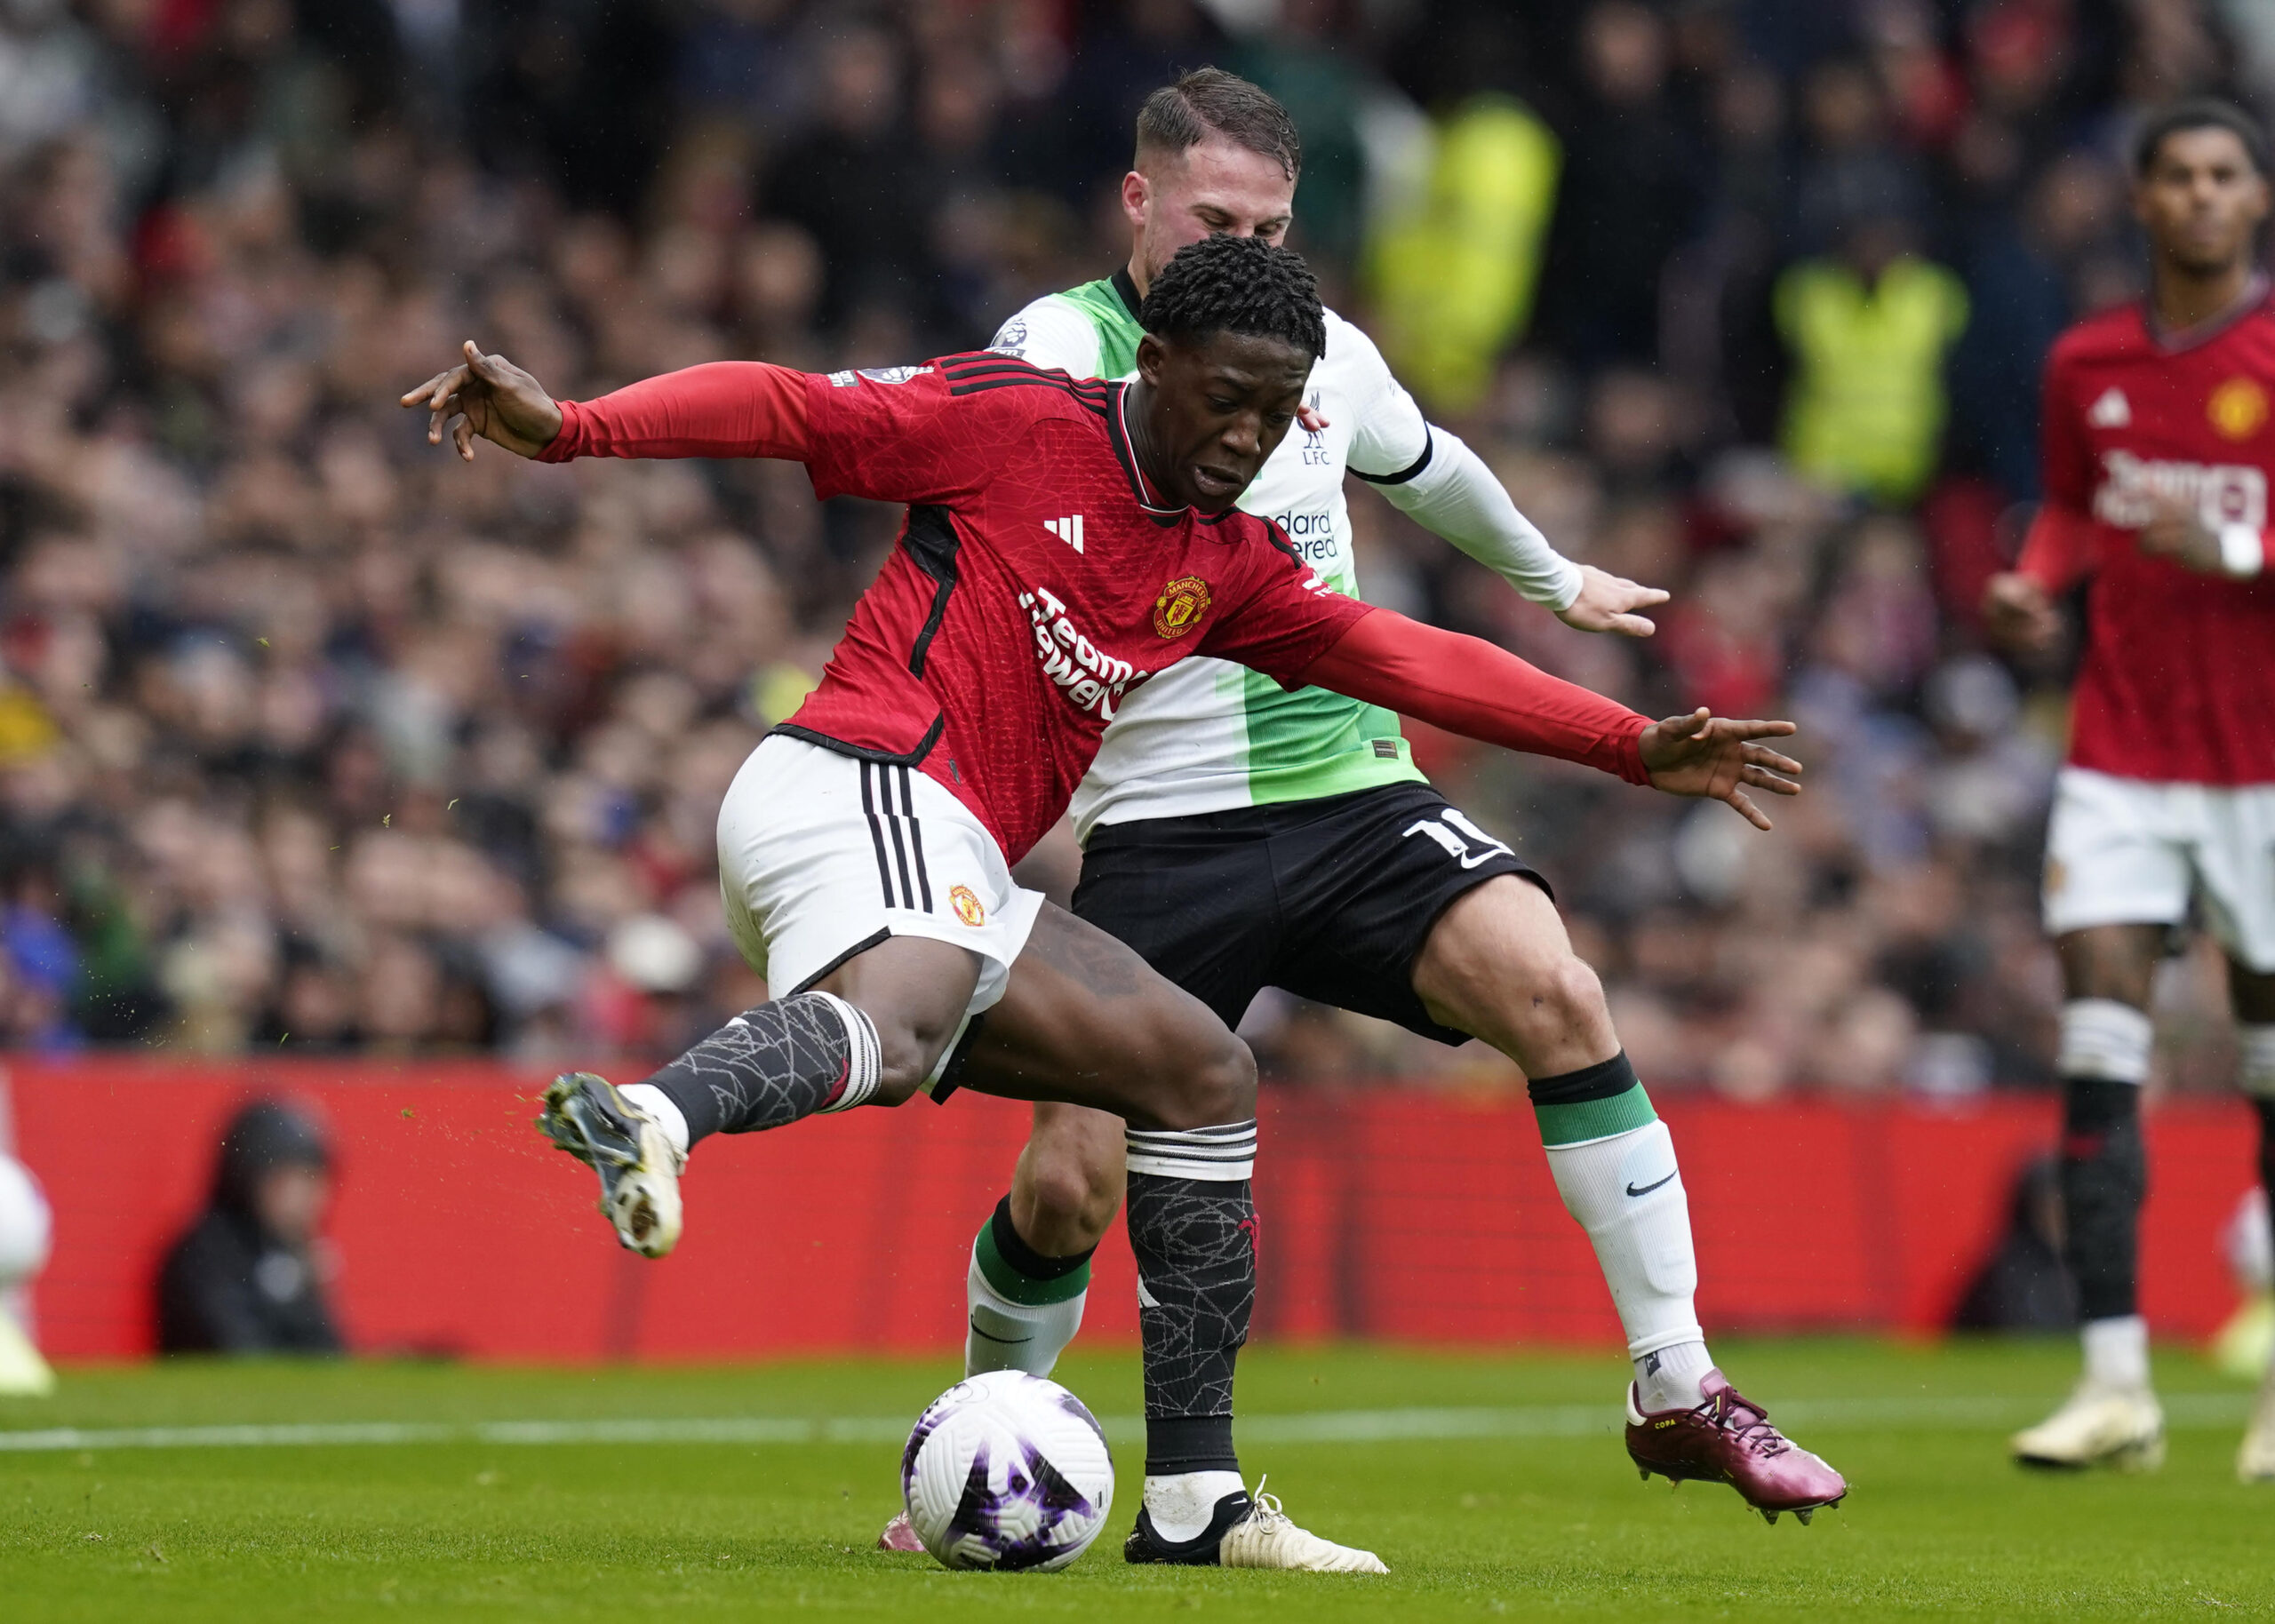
[1294,610,1800,830]
[1367,424,1667,637]
[401,344,816,465]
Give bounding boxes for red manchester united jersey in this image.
[773,355,1369,860]
[2040,295,2275,784]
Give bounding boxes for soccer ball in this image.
[900,1369,1114,1572]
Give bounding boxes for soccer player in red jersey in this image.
[1985,100,2275,1477]
[406,236,1833,1564]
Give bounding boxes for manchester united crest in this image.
[2207,377,2268,441]
[950,884,986,927]
[1153,576,1211,639]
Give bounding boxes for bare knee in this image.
[1114,1019,1256,1132]
[1157,1027,1257,1129]
[1532,952,1612,1036]
[1457,946,1616,1076]
[815,938,979,1106]
[870,1007,964,1106]
[1016,1114,1126,1247]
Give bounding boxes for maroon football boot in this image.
[876,1510,926,1552]
[1625,1370,1847,1524]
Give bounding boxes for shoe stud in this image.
[1639,1467,1651,1481]
[1794,1508,1813,1526]
[1760,1509,1778,1525]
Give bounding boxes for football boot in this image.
[537,1072,684,1258]
[876,1511,926,1551]
[2235,1361,2275,1484]
[1124,1478,1386,1572]
[2009,1380,2165,1472]
[1626,1370,1848,1523]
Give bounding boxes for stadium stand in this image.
[0,0,2262,1104]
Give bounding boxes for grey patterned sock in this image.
[641,991,882,1145]
[1126,1167,1256,1476]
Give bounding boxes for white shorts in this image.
[2043,767,2275,972]
[716,736,1045,1067]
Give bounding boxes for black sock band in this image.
[1145,1413,1238,1476]
[2060,1076,2145,1322]
[989,1195,1096,1280]
[640,994,860,1146]
[1127,1170,1252,1478]
[1527,1052,1639,1107]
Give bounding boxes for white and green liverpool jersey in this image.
[992,269,1434,844]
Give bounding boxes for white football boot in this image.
[1217,1485,1388,1573]
[2237,1361,2275,1483]
[1125,1475,1386,1573]
[2009,1380,2166,1471]
[538,1072,685,1258]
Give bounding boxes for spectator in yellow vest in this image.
[1776,214,1970,505]
[1364,93,1561,415]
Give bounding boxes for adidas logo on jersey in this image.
[2088,387,2131,427]
[1044,515,1085,553]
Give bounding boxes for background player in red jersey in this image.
[403,236,1830,1567]
[1985,100,2275,1479]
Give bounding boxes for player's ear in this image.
[1135,333,1166,386]
[1121,169,1150,229]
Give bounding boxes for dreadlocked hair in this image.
[1138,235,1326,362]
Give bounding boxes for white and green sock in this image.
[964,1196,1093,1378]
[1529,1054,1711,1412]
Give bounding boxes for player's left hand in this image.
[1636,708,1801,832]
[399,341,564,461]
[1557,565,1669,637]
[1297,402,1329,433]
[2134,494,2225,574]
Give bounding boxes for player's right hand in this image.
[1981,571,2062,652]
[399,341,564,462]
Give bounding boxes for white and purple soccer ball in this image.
[900,1369,1114,1572]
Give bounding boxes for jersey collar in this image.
[1111,265,1143,322]
[2145,272,2272,353]
[1109,381,1195,526]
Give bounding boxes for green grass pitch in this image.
[3,1338,2269,1620]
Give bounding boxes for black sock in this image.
[2060,1077,2145,1321]
[1126,1170,1253,1477]
[2256,1099,2275,1262]
[988,1195,1096,1278]
[640,991,879,1145]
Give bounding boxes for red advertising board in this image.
[4,1059,2257,1361]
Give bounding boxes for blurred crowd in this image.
[0,0,2263,1096]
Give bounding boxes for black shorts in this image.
[1071,783,1548,1046]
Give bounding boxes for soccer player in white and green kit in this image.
[884,70,1848,1565]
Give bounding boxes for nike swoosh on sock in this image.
[1625,1171,1678,1197]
